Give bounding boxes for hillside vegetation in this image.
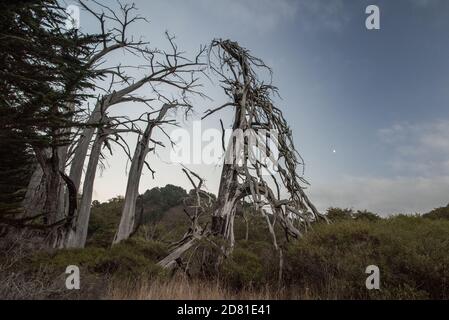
[1,185,448,299]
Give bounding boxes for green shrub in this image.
[29,239,168,281]
[423,204,449,220]
[221,248,264,289]
[285,216,449,299]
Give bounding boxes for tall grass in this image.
[106,277,309,300]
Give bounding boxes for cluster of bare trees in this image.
[20,1,206,248]
[12,1,325,279]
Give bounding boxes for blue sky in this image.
[71,0,449,215]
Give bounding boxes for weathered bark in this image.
[113,104,171,244]
[69,102,103,193]
[21,165,45,218]
[23,149,69,222]
[206,40,326,259]
[36,148,62,226]
[157,236,199,269]
[112,133,149,243]
[50,170,78,249]
[210,67,247,253]
[26,144,74,248]
[23,100,73,221]
[157,168,213,269]
[211,163,240,251]
[66,131,106,248]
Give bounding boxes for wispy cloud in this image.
[297,0,350,32]
[378,119,449,176]
[195,0,299,34]
[310,175,449,216]
[193,0,351,35]
[309,119,449,216]
[410,0,445,8]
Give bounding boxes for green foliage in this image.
[221,248,265,289]
[285,215,449,299]
[423,204,449,220]
[0,130,34,215]
[325,207,381,222]
[354,210,381,221]
[30,239,168,280]
[140,184,187,224]
[87,185,192,247]
[0,0,103,227]
[326,207,354,221]
[7,177,449,300]
[0,0,101,148]
[87,197,124,247]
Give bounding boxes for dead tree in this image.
[22,0,146,220]
[22,1,206,248]
[65,114,141,248]
[157,40,326,277]
[68,1,205,198]
[67,37,204,248]
[158,167,213,269]
[65,35,205,243]
[21,161,46,219]
[204,39,327,257]
[113,104,176,244]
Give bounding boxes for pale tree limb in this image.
[204,39,327,261]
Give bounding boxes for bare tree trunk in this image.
[205,39,327,260]
[23,99,73,220]
[157,168,213,269]
[56,141,71,219]
[112,136,148,244]
[157,237,198,269]
[210,91,245,254]
[113,105,171,244]
[112,137,147,243]
[66,131,105,248]
[211,164,240,252]
[21,165,45,218]
[69,102,102,193]
[32,147,62,226]
[262,209,283,286]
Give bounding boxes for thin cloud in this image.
[195,0,299,34]
[310,175,449,216]
[308,119,449,216]
[297,0,351,32]
[379,119,449,176]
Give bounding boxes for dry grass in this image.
[106,276,313,300]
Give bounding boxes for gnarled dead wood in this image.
[205,39,327,258]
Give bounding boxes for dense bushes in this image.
[222,248,264,289]
[29,239,168,281]
[326,207,381,222]
[2,186,448,299]
[284,216,449,299]
[85,200,449,299]
[423,204,449,220]
[221,240,279,289]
